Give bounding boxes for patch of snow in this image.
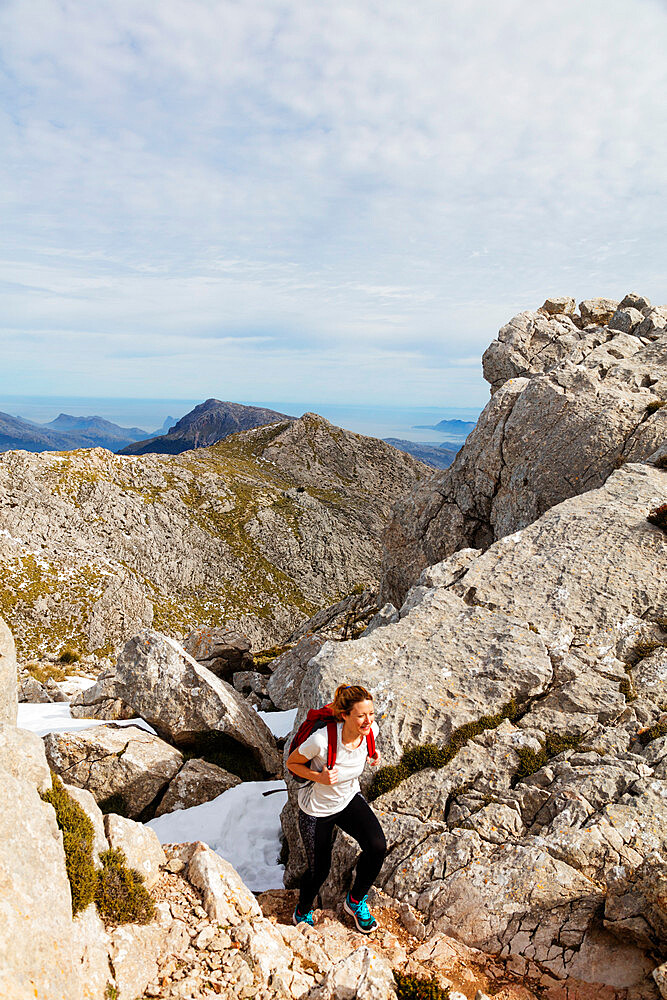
[56,676,97,699]
[148,780,288,891]
[256,707,297,738]
[17,703,157,738]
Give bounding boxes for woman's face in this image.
[343,699,374,737]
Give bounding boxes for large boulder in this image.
[267,634,324,710]
[103,813,166,888]
[0,615,17,724]
[0,771,83,1000]
[71,630,281,775]
[382,296,667,606]
[286,458,667,993]
[154,758,241,816]
[43,723,184,818]
[182,626,254,680]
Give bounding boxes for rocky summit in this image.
[3,293,667,1000]
[382,293,667,607]
[0,413,429,660]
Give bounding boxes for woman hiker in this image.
[286,684,387,933]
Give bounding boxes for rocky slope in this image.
[119,399,295,455]
[0,413,429,661]
[382,293,667,607]
[279,302,667,997]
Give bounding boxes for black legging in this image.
[298,792,387,912]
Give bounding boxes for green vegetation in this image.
[58,645,80,664]
[513,733,584,783]
[253,643,292,670]
[41,774,97,915]
[41,774,155,925]
[654,454,667,470]
[394,970,450,999]
[369,700,521,800]
[98,792,129,817]
[632,721,667,747]
[619,667,637,702]
[646,399,666,415]
[104,984,119,1000]
[95,848,155,925]
[25,661,67,684]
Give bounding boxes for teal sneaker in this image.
[344,892,377,933]
[293,905,315,927]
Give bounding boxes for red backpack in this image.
[288,704,376,783]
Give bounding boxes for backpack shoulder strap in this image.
[365,727,376,758]
[326,719,338,770]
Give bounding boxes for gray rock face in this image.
[154,758,241,816]
[43,723,184,818]
[0,616,17,725]
[288,459,667,991]
[267,635,324,710]
[72,630,281,774]
[103,813,166,888]
[382,295,667,607]
[0,414,428,661]
[0,771,82,1000]
[0,723,51,792]
[182,627,253,680]
[305,945,396,999]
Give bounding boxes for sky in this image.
[2,0,667,409]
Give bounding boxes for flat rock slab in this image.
[43,723,183,819]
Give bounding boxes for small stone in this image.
[166,858,186,873]
[194,926,216,950]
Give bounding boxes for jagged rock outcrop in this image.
[382,293,667,607]
[0,413,429,660]
[43,723,184,818]
[284,454,667,995]
[71,630,282,774]
[0,614,17,724]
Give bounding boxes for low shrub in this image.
[394,970,450,999]
[369,700,520,800]
[41,774,97,916]
[513,733,584,783]
[58,646,81,664]
[647,399,666,415]
[95,848,155,925]
[98,792,129,817]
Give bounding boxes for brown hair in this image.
[331,684,373,720]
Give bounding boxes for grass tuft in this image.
[394,970,450,999]
[95,848,155,925]
[41,773,97,916]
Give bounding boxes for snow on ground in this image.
[17,703,157,738]
[148,780,288,891]
[56,675,97,699]
[256,707,297,739]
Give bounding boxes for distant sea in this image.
[0,394,482,445]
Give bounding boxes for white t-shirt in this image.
[296,721,379,817]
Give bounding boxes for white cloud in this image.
[1,0,666,404]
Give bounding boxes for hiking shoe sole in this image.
[343,897,377,934]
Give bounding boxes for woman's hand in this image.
[369,751,381,767]
[317,766,339,785]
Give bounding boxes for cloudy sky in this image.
[2,0,667,409]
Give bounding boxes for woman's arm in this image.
[286,748,339,784]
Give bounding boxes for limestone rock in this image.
[286,588,380,645]
[0,772,82,1000]
[0,615,17,724]
[108,922,164,1000]
[540,295,576,316]
[0,415,428,661]
[361,603,400,637]
[304,945,396,999]
[186,841,263,924]
[604,859,667,952]
[267,634,324,710]
[654,961,667,999]
[71,905,113,1000]
[182,626,253,680]
[19,674,53,703]
[104,813,166,888]
[579,297,619,326]
[383,298,667,606]
[72,630,281,774]
[233,669,268,696]
[155,758,241,816]
[0,722,51,792]
[43,723,183,818]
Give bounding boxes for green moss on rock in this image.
[394,970,450,999]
